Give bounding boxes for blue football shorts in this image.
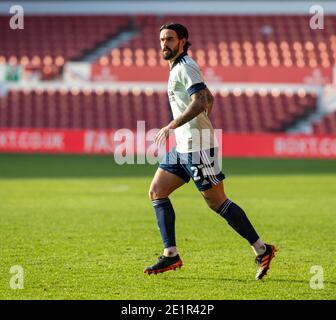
[159,147,225,191]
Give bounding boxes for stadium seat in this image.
[0,15,130,76]
[0,89,317,133]
[312,111,336,134]
[99,14,336,68]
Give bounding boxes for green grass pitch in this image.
[0,154,335,299]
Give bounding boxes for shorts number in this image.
[190,166,201,181]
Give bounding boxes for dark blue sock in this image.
[152,198,176,248]
[216,199,259,245]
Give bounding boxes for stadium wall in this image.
[1,129,336,159]
[91,65,333,85]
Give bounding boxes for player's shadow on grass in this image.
[174,276,336,285]
[172,276,256,283]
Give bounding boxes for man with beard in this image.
[144,23,276,280]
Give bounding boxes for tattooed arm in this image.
[169,88,209,129]
[154,88,213,145]
[203,87,214,116]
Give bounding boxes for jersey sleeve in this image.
[179,63,207,96]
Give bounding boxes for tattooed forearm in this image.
[170,89,210,129]
[204,88,214,116]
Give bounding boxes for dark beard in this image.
[161,46,179,60]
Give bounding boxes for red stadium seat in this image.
[313,111,336,134]
[0,15,130,76]
[0,89,317,133]
[97,14,336,68]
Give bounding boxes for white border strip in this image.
[0,1,336,15]
[4,81,324,94]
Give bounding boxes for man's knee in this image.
[207,199,221,212]
[203,192,227,212]
[148,188,157,200]
[148,185,167,201]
